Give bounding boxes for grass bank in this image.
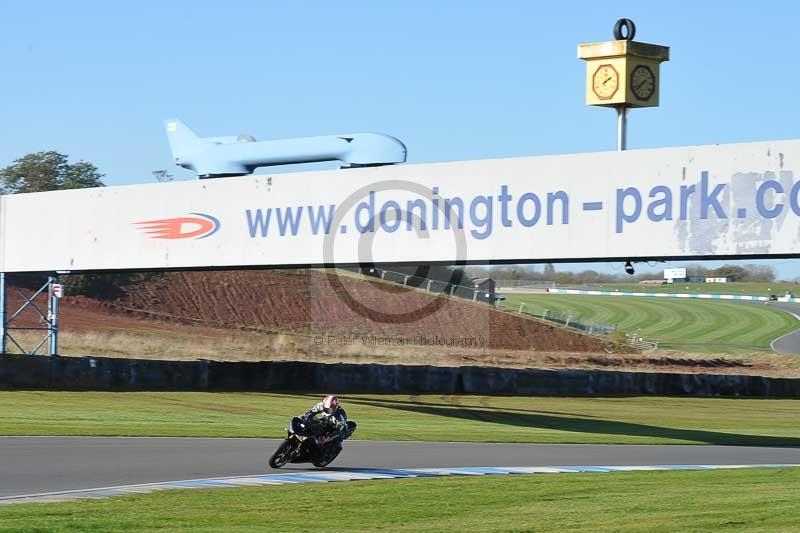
[504,293,797,353]
[1,392,798,445]
[1,468,799,532]
[565,281,800,296]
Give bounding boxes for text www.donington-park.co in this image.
[244,174,797,240]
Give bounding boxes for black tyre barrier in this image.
[0,354,798,397]
[613,18,636,41]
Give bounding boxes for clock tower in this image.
[578,19,669,150]
[578,20,669,108]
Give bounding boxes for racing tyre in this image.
[269,439,297,469]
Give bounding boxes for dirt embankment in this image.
[92,270,625,353]
[6,271,800,376]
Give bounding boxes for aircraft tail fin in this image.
[164,119,199,162]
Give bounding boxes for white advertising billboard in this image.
[663,268,687,280]
[1,139,800,272]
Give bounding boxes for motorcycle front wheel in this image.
[269,438,297,469]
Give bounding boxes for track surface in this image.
[767,302,800,355]
[2,437,800,499]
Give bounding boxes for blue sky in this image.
[2,1,799,279]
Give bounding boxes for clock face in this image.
[630,64,656,101]
[592,64,619,100]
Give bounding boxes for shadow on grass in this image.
[271,392,600,419]
[344,396,800,447]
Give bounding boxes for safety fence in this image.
[514,302,658,350]
[494,280,556,289]
[357,267,497,305]
[515,302,614,335]
[626,336,660,350]
[347,270,661,348]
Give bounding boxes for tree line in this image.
[465,262,779,284]
[0,151,150,297]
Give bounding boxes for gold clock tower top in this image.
[578,19,669,108]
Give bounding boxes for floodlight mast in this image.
[165,119,407,178]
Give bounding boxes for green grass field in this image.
[1,468,798,532]
[503,293,798,352]
[2,392,799,446]
[567,281,800,296]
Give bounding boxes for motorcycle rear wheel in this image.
[312,444,342,468]
[269,438,297,469]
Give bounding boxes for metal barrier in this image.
[514,302,617,336]
[356,270,660,348]
[626,335,659,350]
[494,280,556,289]
[359,268,496,305]
[512,301,657,349]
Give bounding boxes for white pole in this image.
[617,106,628,151]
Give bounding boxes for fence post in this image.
[450,285,456,296]
[518,302,525,314]
[472,290,478,302]
[565,315,571,327]
[48,274,59,356]
[403,276,409,286]
[426,280,432,291]
[380,271,386,280]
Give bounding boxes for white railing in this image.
[627,335,659,350]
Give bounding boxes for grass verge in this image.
[1,468,799,532]
[504,294,797,353]
[1,392,798,445]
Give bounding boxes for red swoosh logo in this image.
[134,215,218,240]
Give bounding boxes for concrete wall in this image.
[0,354,798,397]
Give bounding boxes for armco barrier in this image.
[547,288,796,302]
[0,354,798,397]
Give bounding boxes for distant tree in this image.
[0,151,104,194]
[575,270,602,284]
[684,264,710,277]
[706,263,775,282]
[707,265,748,282]
[61,160,105,190]
[1,151,110,296]
[742,264,775,282]
[554,272,573,285]
[543,263,556,279]
[63,272,162,299]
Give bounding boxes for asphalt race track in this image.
[768,302,800,355]
[2,437,800,499]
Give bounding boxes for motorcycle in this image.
[269,413,357,469]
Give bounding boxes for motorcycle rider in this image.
[303,395,349,438]
[269,394,355,469]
